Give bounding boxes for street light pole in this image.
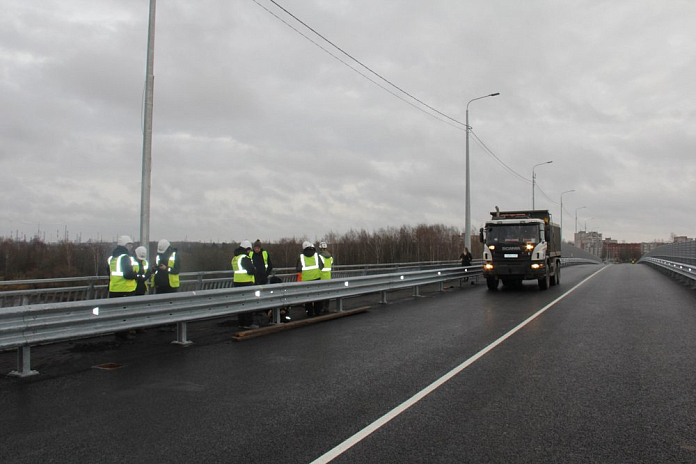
[465,92,499,251]
[560,189,575,242]
[531,160,553,209]
[575,205,587,238]
[140,0,156,258]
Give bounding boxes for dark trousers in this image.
[233,281,255,326]
[155,286,177,294]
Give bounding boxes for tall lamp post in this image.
[575,205,587,239]
[465,92,500,251]
[531,160,553,209]
[560,189,575,242]
[140,0,157,258]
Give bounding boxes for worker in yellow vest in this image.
[134,246,152,296]
[154,239,181,294]
[317,241,333,314]
[108,235,138,298]
[233,240,257,328]
[296,241,324,317]
[318,241,333,280]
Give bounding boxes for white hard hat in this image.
[319,241,328,249]
[117,235,133,247]
[240,240,252,249]
[157,239,170,253]
[135,246,147,260]
[302,241,314,249]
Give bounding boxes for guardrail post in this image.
[413,286,420,297]
[172,322,193,346]
[196,273,204,290]
[380,291,387,305]
[337,298,344,312]
[438,282,444,292]
[271,308,281,324]
[9,346,39,378]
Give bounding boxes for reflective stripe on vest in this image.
[300,253,321,281]
[156,253,180,288]
[233,254,255,283]
[320,255,333,280]
[250,250,269,270]
[108,254,138,292]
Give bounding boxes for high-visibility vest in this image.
[108,254,138,293]
[250,250,269,270]
[156,252,180,288]
[300,253,322,281]
[319,255,333,280]
[139,259,150,290]
[232,254,255,284]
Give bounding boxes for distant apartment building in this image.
[574,230,603,258]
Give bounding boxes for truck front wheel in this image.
[538,265,550,290]
[486,277,499,290]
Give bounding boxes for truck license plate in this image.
[504,254,518,258]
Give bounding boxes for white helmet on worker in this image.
[135,246,148,260]
[117,235,133,247]
[240,240,252,249]
[319,241,328,249]
[302,241,314,249]
[157,239,170,253]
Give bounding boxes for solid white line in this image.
[310,265,608,464]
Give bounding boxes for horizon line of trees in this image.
[1,224,483,281]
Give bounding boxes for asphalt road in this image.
[2,263,696,463]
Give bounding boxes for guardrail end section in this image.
[8,346,39,378]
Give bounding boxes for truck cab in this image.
[480,210,561,290]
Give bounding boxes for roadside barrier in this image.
[1,265,480,377]
[639,257,696,289]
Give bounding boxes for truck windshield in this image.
[486,224,540,244]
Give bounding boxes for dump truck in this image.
[479,208,561,290]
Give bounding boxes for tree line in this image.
[0,224,482,281]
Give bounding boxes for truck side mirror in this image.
[479,228,484,243]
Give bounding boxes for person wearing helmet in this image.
[108,235,138,298]
[232,240,258,328]
[317,241,333,314]
[134,246,152,296]
[154,239,181,294]
[296,241,324,316]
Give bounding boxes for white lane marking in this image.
[311,265,609,464]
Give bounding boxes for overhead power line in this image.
[470,130,530,184]
[254,0,467,129]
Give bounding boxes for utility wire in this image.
[261,0,467,128]
[470,130,530,184]
[250,0,465,131]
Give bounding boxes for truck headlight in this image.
[531,263,543,270]
[484,263,494,270]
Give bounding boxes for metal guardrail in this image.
[560,258,601,267]
[1,265,481,377]
[0,260,464,308]
[639,257,696,288]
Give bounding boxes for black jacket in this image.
[154,247,180,288]
[250,248,273,285]
[233,247,256,276]
[108,245,137,280]
[295,247,324,272]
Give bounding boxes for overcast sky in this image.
[2,0,695,246]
